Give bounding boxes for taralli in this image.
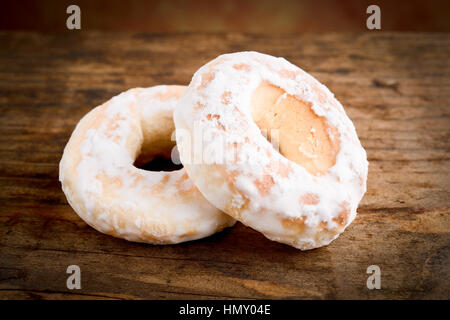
[174,52,368,250]
[59,86,235,244]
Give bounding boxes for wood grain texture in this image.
[0,32,449,300]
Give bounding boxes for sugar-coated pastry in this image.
[174,52,368,250]
[59,86,235,244]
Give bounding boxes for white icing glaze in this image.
[174,52,368,250]
[59,86,235,244]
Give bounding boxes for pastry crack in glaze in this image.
[59,86,235,244]
[174,52,368,250]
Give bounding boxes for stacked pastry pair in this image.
[60,52,368,250]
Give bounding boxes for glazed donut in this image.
[174,52,368,250]
[59,86,235,244]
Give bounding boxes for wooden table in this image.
[0,32,449,300]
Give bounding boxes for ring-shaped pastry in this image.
[60,86,235,244]
[174,52,368,250]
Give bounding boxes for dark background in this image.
[1,0,450,33]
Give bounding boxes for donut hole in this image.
[133,109,182,172]
[134,141,183,172]
[250,81,339,175]
[135,156,183,172]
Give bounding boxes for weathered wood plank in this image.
[0,32,449,299]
